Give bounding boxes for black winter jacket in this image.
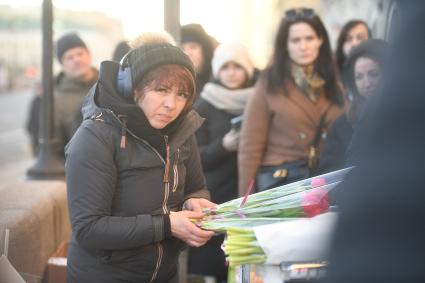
[194,97,239,204]
[317,113,353,174]
[65,61,209,283]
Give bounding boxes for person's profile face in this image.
[343,24,369,57]
[134,80,189,129]
[218,61,248,90]
[354,56,381,97]
[287,22,323,66]
[181,42,204,73]
[61,47,92,80]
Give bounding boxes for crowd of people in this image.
[25,6,396,283]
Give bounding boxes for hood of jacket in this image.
[81,60,204,157]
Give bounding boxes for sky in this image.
[0,0,243,42]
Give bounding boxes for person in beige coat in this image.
[238,8,345,195]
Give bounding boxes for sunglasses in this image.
[285,8,316,21]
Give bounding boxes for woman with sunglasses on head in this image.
[65,35,215,283]
[238,8,345,195]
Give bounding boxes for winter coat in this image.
[194,82,253,204]
[65,61,209,283]
[317,114,353,174]
[26,69,98,157]
[238,79,343,195]
[194,97,238,203]
[327,3,425,283]
[54,70,98,158]
[189,83,253,282]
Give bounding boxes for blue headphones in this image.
[116,51,133,99]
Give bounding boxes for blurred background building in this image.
[0,0,392,93]
[0,1,398,281]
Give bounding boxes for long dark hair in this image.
[264,9,344,106]
[336,20,372,74]
[343,39,388,122]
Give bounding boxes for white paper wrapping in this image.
[0,255,26,283]
[253,212,338,265]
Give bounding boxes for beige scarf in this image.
[291,64,325,103]
[200,83,254,115]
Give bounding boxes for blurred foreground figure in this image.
[326,1,425,283]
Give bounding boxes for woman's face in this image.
[218,61,248,89]
[181,42,204,73]
[135,83,189,129]
[287,22,323,66]
[354,56,381,97]
[343,24,369,57]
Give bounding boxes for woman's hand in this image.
[169,210,214,247]
[183,198,217,212]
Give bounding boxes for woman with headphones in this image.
[65,38,215,282]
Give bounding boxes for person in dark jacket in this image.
[181,24,215,98]
[65,41,215,283]
[317,39,388,174]
[26,32,98,158]
[326,2,425,282]
[188,42,255,282]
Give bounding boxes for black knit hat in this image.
[56,32,87,62]
[126,43,196,88]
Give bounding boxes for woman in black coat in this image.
[65,41,215,283]
[188,42,255,282]
[318,39,388,173]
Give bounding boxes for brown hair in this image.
[134,64,196,111]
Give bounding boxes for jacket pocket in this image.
[97,245,156,267]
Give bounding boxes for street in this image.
[0,89,33,182]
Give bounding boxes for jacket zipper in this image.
[163,135,171,214]
[151,136,169,282]
[108,110,167,282]
[149,243,163,283]
[172,148,180,192]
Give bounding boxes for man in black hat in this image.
[27,32,98,159]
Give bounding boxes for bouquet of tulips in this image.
[197,167,352,270]
[201,167,351,228]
